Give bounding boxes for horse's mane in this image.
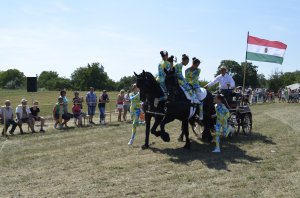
[144,71,156,81]
[138,71,164,97]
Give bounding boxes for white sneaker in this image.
[128,138,134,145]
[212,147,221,153]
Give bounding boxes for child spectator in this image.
[30,100,45,132]
[72,91,84,110]
[72,99,83,127]
[53,96,70,129]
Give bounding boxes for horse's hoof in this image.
[141,144,149,150]
[161,132,170,142]
[151,131,161,137]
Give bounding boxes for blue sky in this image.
[0,0,299,82]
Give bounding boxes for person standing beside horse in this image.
[185,57,204,120]
[128,84,141,145]
[157,50,172,94]
[212,94,231,153]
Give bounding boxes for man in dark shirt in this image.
[98,90,109,124]
[30,101,45,132]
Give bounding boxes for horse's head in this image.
[134,70,158,101]
[164,67,178,93]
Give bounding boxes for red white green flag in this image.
[246,35,287,64]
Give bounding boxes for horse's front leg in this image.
[150,116,163,137]
[178,125,184,142]
[158,115,175,142]
[142,113,152,149]
[182,120,191,149]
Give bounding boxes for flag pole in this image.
[242,31,249,104]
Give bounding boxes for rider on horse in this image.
[185,57,205,120]
[157,50,172,95]
[174,54,194,100]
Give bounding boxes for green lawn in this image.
[0,92,299,197]
[0,89,119,116]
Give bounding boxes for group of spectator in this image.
[53,87,110,129]
[1,86,147,136]
[0,99,45,136]
[236,87,300,104]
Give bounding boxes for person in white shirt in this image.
[204,65,235,90]
[204,65,236,106]
[16,98,35,134]
[0,100,17,136]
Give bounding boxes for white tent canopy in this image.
[286,83,300,90]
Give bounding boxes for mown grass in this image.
[0,91,299,197]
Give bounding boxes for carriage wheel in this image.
[228,112,240,135]
[242,113,252,135]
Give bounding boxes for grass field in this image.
[0,89,119,117]
[0,90,300,197]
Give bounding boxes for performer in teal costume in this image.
[174,54,193,97]
[185,57,203,119]
[157,50,172,94]
[128,84,141,145]
[212,94,230,153]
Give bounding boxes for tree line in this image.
[0,61,299,92]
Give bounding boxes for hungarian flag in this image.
[246,35,287,64]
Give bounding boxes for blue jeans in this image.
[99,106,106,119]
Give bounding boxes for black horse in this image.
[135,71,169,149]
[135,70,214,149]
[163,68,215,143]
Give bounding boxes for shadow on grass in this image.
[148,132,274,171]
[230,131,276,145]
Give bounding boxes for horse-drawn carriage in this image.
[226,92,253,136]
[194,89,253,138]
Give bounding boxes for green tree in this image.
[38,71,60,90]
[257,74,267,88]
[268,70,284,92]
[0,69,26,89]
[240,62,259,88]
[71,62,114,91]
[54,77,72,90]
[215,60,259,88]
[116,75,136,91]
